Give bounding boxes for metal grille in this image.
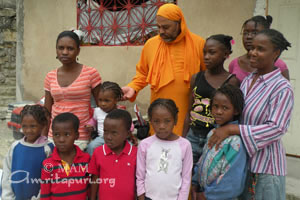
[77,0,176,46]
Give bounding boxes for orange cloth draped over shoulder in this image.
[128,3,206,136]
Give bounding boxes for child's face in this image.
[203,39,228,70]
[150,106,176,140]
[103,118,129,154]
[211,93,238,126]
[21,115,44,143]
[97,90,118,113]
[242,21,265,51]
[52,121,78,153]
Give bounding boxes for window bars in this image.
[77,0,177,46]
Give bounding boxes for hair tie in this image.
[230,39,235,45]
[70,28,86,41]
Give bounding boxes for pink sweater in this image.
[136,135,193,200]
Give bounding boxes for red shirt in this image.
[41,145,90,200]
[88,141,137,200]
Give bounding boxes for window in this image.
[77,0,177,46]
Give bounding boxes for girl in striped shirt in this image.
[207,29,294,200]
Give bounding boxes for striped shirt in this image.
[41,145,90,199]
[239,69,294,176]
[44,65,101,140]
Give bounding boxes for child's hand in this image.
[191,185,206,200]
[128,132,138,146]
[85,125,94,133]
[191,185,199,200]
[137,193,145,200]
[198,192,206,200]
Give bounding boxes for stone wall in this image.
[0,1,16,119]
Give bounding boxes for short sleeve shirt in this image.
[88,142,137,200]
[44,65,101,140]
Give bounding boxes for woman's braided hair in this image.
[207,34,233,54]
[258,29,291,54]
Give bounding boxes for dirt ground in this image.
[0,119,15,169]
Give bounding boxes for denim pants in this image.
[86,136,105,156]
[239,171,286,200]
[186,128,208,165]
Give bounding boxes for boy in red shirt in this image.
[41,113,90,199]
[89,109,137,200]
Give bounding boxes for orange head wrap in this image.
[146,3,200,91]
[156,3,187,43]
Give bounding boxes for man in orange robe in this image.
[122,3,205,136]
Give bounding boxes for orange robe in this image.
[128,33,205,136]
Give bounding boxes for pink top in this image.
[229,58,288,82]
[44,65,101,140]
[136,135,193,200]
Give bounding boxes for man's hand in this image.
[121,86,135,100]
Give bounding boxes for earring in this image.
[77,57,79,61]
[56,56,58,59]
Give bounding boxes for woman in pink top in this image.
[44,31,101,150]
[229,15,289,82]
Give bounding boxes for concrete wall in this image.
[0,0,16,119]
[22,0,255,115]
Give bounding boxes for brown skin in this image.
[90,174,99,200]
[191,185,207,200]
[208,33,281,150]
[44,36,100,136]
[150,106,179,141]
[103,118,130,155]
[156,15,181,43]
[211,93,238,126]
[21,115,45,144]
[239,21,289,80]
[52,121,79,165]
[182,39,240,137]
[138,194,145,200]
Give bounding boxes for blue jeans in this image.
[186,128,208,165]
[239,172,286,200]
[87,136,105,156]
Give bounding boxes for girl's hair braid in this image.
[100,81,123,100]
[20,104,49,126]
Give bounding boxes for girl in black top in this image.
[183,34,240,165]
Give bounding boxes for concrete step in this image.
[286,156,300,199]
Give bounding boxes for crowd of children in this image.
[0,11,295,200]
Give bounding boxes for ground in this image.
[0,119,14,169]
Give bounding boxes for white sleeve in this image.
[1,141,18,200]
